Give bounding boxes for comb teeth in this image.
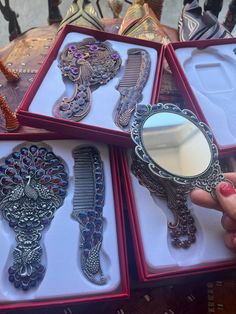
[114,48,151,131]
[118,52,142,88]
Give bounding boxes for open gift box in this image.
[17,24,163,147]
[166,38,236,156]
[0,135,128,311]
[120,148,236,282]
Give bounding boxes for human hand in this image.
[191,173,236,251]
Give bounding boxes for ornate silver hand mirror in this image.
[131,103,228,249]
[131,103,225,194]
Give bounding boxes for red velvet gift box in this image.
[120,147,236,282]
[0,136,129,311]
[17,24,164,147]
[165,38,236,156]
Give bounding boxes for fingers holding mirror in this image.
[131,103,236,248]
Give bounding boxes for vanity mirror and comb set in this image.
[0,139,128,310]
[2,24,236,309]
[17,25,163,146]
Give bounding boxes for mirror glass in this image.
[142,112,212,177]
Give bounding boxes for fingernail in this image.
[219,182,236,197]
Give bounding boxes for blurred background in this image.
[0,0,234,48]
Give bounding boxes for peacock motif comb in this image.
[0,144,68,290]
[113,48,151,131]
[72,146,106,285]
[53,38,121,122]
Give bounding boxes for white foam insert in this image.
[29,32,158,131]
[127,154,235,273]
[175,44,236,149]
[0,140,121,303]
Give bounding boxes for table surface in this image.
[1,23,236,314]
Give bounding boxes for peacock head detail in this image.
[59,38,122,85]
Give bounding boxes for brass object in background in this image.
[58,0,104,32]
[119,1,170,44]
[145,0,164,21]
[0,59,19,82]
[0,94,19,132]
[0,25,57,134]
[119,3,170,44]
[119,0,145,35]
[108,0,125,18]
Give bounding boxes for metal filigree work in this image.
[72,146,106,285]
[113,48,151,132]
[131,153,196,249]
[53,38,121,122]
[0,144,68,290]
[131,103,224,194]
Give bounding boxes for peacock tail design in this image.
[53,38,121,122]
[0,144,68,290]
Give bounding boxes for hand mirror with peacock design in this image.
[0,143,68,290]
[53,37,121,122]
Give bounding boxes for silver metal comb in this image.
[72,146,106,285]
[113,48,151,131]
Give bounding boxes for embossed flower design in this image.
[70,67,79,75]
[68,44,77,51]
[111,53,120,60]
[89,43,99,51]
[74,52,84,59]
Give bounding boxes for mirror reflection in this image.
[142,112,212,177]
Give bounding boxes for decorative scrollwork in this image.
[131,103,223,194]
[53,38,121,122]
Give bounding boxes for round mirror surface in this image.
[142,112,212,177]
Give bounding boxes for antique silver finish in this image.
[72,146,106,285]
[0,144,68,290]
[114,48,151,131]
[131,103,224,194]
[131,153,196,249]
[53,38,121,122]
[130,102,230,248]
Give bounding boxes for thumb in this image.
[215,182,236,220]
